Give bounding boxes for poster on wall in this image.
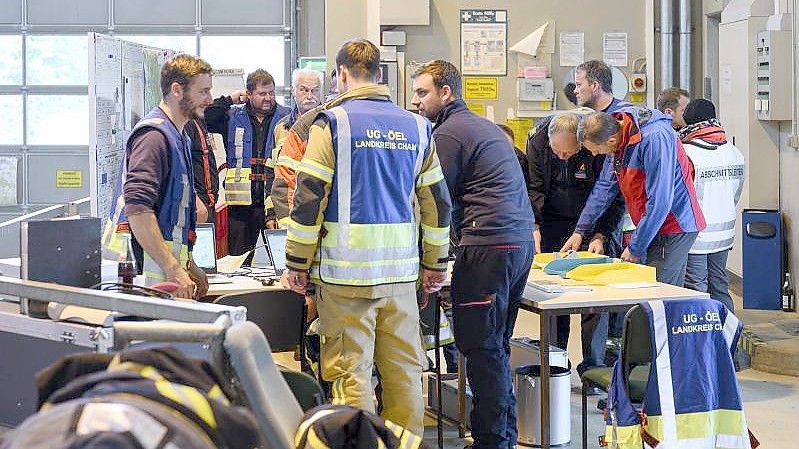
[460,9,507,76]
[603,32,628,67]
[559,32,584,66]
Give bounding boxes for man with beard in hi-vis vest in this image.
[103,54,213,299]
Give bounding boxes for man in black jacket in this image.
[413,60,533,449]
[526,109,625,377]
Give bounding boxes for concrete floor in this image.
[1,305,795,448]
[421,305,799,449]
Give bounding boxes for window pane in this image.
[201,35,285,87]
[27,95,89,145]
[0,35,23,85]
[26,35,88,85]
[0,96,23,145]
[115,35,197,55]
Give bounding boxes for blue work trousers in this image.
[451,242,534,449]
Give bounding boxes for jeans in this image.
[644,232,698,286]
[451,242,534,449]
[685,249,734,312]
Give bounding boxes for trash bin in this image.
[742,209,783,310]
[514,365,571,447]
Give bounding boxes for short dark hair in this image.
[683,98,717,125]
[412,59,463,99]
[497,123,514,140]
[656,87,690,112]
[576,60,613,94]
[246,69,275,92]
[577,112,621,145]
[160,54,212,98]
[335,39,381,80]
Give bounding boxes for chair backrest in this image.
[224,322,304,449]
[279,366,325,412]
[216,290,305,352]
[621,305,651,381]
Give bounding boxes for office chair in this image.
[580,305,651,449]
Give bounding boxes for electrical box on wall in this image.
[755,30,791,121]
[517,78,554,112]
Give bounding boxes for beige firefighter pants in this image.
[315,283,426,437]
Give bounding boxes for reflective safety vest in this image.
[308,99,433,286]
[683,140,744,255]
[224,103,290,205]
[604,298,757,449]
[101,107,196,284]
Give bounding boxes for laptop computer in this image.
[193,223,232,284]
[263,229,288,276]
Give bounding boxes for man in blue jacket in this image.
[562,107,706,286]
[412,60,534,449]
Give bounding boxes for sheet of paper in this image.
[211,68,245,99]
[603,32,628,67]
[217,253,250,274]
[559,32,584,66]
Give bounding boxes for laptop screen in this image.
[264,229,287,271]
[193,223,217,273]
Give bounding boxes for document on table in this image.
[608,282,659,289]
[217,253,249,274]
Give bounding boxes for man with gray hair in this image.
[561,107,706,286]
[266,68,324,228]
[526,108,625,381]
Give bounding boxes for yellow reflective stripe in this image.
[294,408,338,448]
[321,222,416,249]
[646,409,748,441]
[314,274,418,286]
[421,223,450,246]
[143,242,189,282]
[416,165,444,187]
[287,218,322,244]
[604,423,643,448]
[319,257,419,268]
[276,155,300,169]
[207,385,230,405]
[265,196,274,209]
[306,427,332,449]
[154,381,217,429]
[331,378,346,405]
[265,157,276,168]
[297,159,334,183]
[278,216,292,228]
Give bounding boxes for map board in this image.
[89,33,176,219]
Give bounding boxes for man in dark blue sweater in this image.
[412,60,534,449]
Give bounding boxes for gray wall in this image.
[326,0,649,124]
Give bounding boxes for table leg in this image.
[539,310,551,449]
[433,295,443,449]
[457,351,468,438]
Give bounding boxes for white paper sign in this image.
[559,32,584,66]
[603,32,628,67]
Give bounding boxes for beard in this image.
[180,96,204,121]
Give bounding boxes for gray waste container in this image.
[514,365,571,447]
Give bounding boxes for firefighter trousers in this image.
[314,283,426,437]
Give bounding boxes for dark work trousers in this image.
[451,242,534,449]
[644,232,699,286]
[540,221,618,375]
[227,204,266,264]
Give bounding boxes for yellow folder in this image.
[565,262,657,285]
